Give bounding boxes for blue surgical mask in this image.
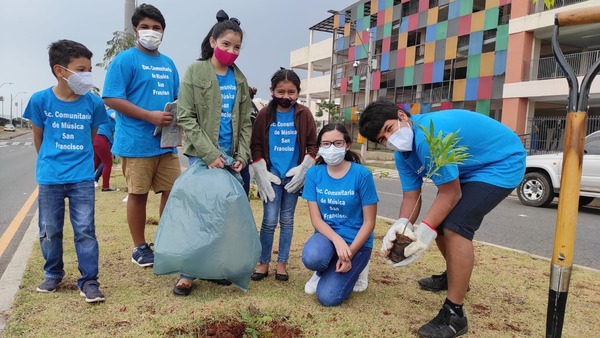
[386,119,413,152]
[61,66,94,95]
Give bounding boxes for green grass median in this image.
[3,171,600,337]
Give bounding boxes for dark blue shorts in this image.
[438,181,514,241]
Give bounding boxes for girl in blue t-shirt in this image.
[171,10,253,296]
[250,69,318,283]
[301,123,379,306]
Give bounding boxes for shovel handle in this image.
[556,7,600,27]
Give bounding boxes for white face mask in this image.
[138,29,163,50]
[318,146,346,166]
[61,67,94,95]
[386,119,414,152]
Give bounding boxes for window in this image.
[401,0,419,17]
[438,4,449,22]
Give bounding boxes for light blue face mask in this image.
[386,119,414,152]
[318,146,346,166]
[61,66,94,95]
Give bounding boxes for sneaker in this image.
[79,280,105,303]
[419,271,448,292]
[304,272,320,295]
[101,187,119,192]
[353,261,369,292]
[94,181,99,188]
[131,242,154,267]
[419,271,470,293]
[36,278,62,293]
[417,304,468,338]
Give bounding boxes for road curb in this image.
[0,210,38,334]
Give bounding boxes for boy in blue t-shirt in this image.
[23,39,108,303]
[359,99,526,338]
[102,4,180,268]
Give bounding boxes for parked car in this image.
[3,124,16,132]
[517,130,600,207]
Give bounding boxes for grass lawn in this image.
[3,170,600,337]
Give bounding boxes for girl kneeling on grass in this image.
[301,123,379,306]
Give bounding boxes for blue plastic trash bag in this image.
[153,162,260,292]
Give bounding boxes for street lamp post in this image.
[1,82,14,119]
[10,91,26,123]
[360,28,374,159]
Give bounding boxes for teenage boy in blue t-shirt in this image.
[103,3,180,268]
[359,99,526,338]
[23,39,108,303]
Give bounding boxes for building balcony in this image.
[290,37,333,72]
[524,50,600,81]
[529,0,588,14]
[299,74,331,100]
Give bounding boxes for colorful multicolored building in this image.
[291,0,600,151]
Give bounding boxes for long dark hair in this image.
[316,123,362,165]
[199,10,243,61]
[265,68,301,118]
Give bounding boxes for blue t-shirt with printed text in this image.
[394,109,526,192]
[269,107,299,178]
[23,87,108,185]
[102,47,179,157]
[217,68,236,156]
[302,162,379,248]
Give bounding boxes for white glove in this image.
[394,221,437,267]
[380,218,413,262]
[284,155,316,193]
[251,159,281,203]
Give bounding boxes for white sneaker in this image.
[94,181,99,188]
[353,261,370,292]
[304,272,320,295]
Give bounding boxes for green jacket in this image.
[177,60,252,166]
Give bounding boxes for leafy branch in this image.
[417,120,471,179]
[95,31,136,70]
[316,101,340,120]
[405,120,471,227]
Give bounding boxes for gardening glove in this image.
[380,218,413,259]
[251,159,281,203]
[284,155,316,193]
[395,221,437,267]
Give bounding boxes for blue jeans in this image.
[258,177,299,264]
[38,181,99,289]
[302,232,372,306]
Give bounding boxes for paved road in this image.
[0,133,37,277]
[373,176,600,270]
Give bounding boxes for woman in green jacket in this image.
[173,10,252,296]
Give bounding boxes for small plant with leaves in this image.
[240,309,273,338]
[388,120,471,263]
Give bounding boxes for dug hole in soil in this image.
[168,319,303,338]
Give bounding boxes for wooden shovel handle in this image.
[556,7,600,27]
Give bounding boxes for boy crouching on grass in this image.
[23,39,108,303]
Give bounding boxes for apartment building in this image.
[290,0,600,152]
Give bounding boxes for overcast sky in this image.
[0,0,354,117]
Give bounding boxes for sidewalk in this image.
[0,128,31,141]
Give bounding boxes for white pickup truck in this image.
[517,130,600,207]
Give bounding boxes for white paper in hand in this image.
[154,101,182,148]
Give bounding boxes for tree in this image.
[316,100,342,121]
[95,31,136,70]
[533,0,555,9]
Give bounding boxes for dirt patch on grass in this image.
[165,318,303,338]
